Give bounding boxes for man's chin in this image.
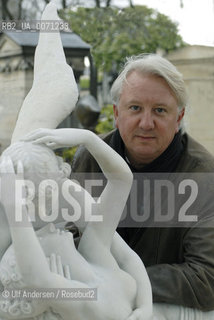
[129,148,158,166]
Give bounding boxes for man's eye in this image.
[130,105,140,111]
[155,107,166,114]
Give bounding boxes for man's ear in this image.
[113,104,119,128]
[176,108,185,132]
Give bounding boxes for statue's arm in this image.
[23,128,132,183]
[0,203,11,263]
[23,128,133,249]
[0,163,13,290]
[111,232,153,320]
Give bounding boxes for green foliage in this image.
[60,147,78,163]
[79,76,90,89]
[95,104,114,134]
[60,5,185,72]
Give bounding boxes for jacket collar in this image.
[109,129,184,173]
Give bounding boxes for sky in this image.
[129,0,214,46]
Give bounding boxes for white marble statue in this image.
[11,2,78,143]
[0,129,153,320]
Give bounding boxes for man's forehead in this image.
[120,71,178,104]
[125,71,165,86]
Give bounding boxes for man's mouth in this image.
[135,135,155,140]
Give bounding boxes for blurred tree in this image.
[61,5,184,72]
[1,0,23,19]
[95,104,114,134]
[0,0,43,19]
[0,0,134,19]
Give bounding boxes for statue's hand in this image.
[22,128,90,150]
[47,252,71,279]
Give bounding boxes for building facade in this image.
[167,45,214,155]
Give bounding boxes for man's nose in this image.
[138,110,155,130]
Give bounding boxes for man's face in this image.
[113,71,184,167]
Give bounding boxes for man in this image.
[72,54,214,311]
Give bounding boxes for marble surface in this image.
[11,2,78,143]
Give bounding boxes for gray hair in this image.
[111,54,188,131]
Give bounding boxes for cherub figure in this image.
[0,128,153,320]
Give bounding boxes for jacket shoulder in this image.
[178,134,214,172]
